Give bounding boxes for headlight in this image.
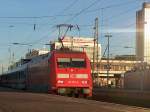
[57,80,64,84]
[76,74,88,78]
[81,81,88,84]
[57,74,69,78]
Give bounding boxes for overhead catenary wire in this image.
[100,0,142,45]
[104,5,140,23]
[0,0,143,27]
[5,0,139,47]
[2,0,149,59]
[100,0,141,33]
[30,0,103,45]
[63,0,102,23]
[0,0,141,20]
[2,0,140,46]
[0,0,79,19]
[13,0,81,47]
[85,0,144,13]
[59,0,79,14]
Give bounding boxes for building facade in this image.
[26,49,49,59]
[136,2,150,63]
[50,36,101,61]
[92,59,138,88]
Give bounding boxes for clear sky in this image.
[0,0,149,72]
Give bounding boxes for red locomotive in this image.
[0,49,93,97]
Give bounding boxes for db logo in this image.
[71,69,74,72]
[70,74,76,78]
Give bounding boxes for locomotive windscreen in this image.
[57,58,86,68]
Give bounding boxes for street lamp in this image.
[11,42,33,65]
[45,43,52,51]
[123,46,135,61]
[124,46,134,49]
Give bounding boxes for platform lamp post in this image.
[12,42,33,53]
[105,33,112,87]
[12,42,33,63]
[1,64,3,74]
[123,46,136,66]
[12,42,33,52]
[0,60,3,75]
[12,43,32,46]
[45,43,51,51]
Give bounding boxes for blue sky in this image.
[0,0,149,72]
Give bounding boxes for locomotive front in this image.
[52,51,92,97]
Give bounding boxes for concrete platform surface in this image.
[0,91,149,112]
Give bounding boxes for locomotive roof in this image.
[53,49,85,54]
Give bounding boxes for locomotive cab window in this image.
[57,58,86,68]
[57,58,70,68]
[71,58,86,68]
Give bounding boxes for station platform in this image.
[0,90,149,112]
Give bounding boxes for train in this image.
[0,49,93,97]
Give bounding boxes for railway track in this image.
[93,88,150,108]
